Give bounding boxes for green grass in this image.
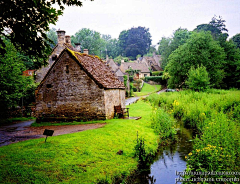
[0,100,159,184]
[134,83,161,97]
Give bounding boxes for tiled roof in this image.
[68,49,125,89]
[120,62,150,73]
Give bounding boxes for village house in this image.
[136,53,163,71]
[105,57,125,82]
[119,61,151,79]
[35,48,125,122]
[35,30,81,83]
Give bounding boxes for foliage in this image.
[144,76,166,84]
[0,38,35,117]
[194,15,228,41]
[118,27,152,58]
[71,28,103,56]
[46,28,58,48]
[231,33,240,49]
[0,0,86,67]
[151,108,176,139]
[100,35,120,59]
[151,71,163,76]
[157,28,191,68]
[114,55,129,64]
[186,65,210,91]
[165,31,225,88]
[146,90,240,178]
[220,40,240,88]
[0,100,159,183]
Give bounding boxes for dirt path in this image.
[0,123,106,147]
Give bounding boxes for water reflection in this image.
[131,122,194,184]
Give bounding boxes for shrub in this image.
[186,65,210,91]
[151,71,163,76]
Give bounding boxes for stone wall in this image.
[35,52,106,121]
[104,89,125,119]
[35,44,66,83]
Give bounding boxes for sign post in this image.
[43,129,54,143]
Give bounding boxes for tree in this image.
[0,0,89,68]
[46,28,58,48]
[231,33,240,49]
[186,65,210,91]
[118,27,152,58]
[100,34,120,59]
[157,28,190,69]
[0,37,35,117]
[194,15,228,42]
[71,28,102,56]
[165,31,225,88]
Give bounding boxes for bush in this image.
[151,71,163,76]
[144,76,166,85]
[186,65,210,91]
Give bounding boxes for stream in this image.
[130,121,195,184]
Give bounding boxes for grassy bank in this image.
[147,89,240,180]
[134,83,161,97]
[0,100,160,183]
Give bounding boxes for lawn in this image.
[133,83,161,97]
[0,100,159,184]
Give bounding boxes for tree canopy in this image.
[231,33,240,49]
[0,37,35,117]
[165,31,226,88]
[71,28,103,56]
[118,27,152,58]
[157,28,190,69]
[0,0,90,68]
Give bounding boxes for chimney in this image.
[83,49,89,55]
[75,43,81,52]
[56,30,65,45]
[65,35,71,45]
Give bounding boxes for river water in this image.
[131,121,195,184]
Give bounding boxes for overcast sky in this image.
[52,0,240,45]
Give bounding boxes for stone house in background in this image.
[35,30,81,83]
[137,53,162,71]
[35,48,125,122]
[106,58,125,82]
[119,62,151,79]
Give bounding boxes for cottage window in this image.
[46,84,52,88]
[66,65,69,74]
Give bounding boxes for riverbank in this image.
[0,100,160,183]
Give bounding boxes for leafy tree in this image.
[165,31,225,88]
[186,65,210,91]
[100,34,120,59]
[114,55,129,64]
[118,27,152,58]
[221,40,240,88]
[0,37,35,117]
[46,28,58,48]
[0,0,88,68]
[71,28,102,56]
[194,15,228,43]
[231,33,240,49]
[157,28,190,69]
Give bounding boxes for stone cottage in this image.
[35,30,81,83]
[35,48,125,122]
[120,62,151,79]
